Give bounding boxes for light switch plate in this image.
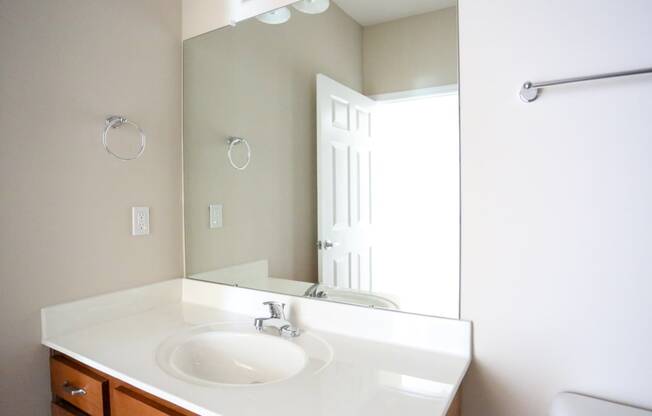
[132,207,150,236]
[209,204,223,229]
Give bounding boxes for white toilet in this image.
[551,393,652,416]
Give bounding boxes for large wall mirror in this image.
[184,0,460,319]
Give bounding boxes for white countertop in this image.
[42,279,471,416]
[551,393,652,416]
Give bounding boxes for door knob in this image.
[317,240,340,250]
[323,240,339,250]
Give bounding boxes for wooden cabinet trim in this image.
[446,388,462,416]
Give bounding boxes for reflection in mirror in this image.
[184,0,460,318]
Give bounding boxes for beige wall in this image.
[0,0,182,413]
[183,5,362,281]
[460,0,652,414]
[183,0,235,40]
[363,7,458,95]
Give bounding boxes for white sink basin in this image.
[324,288,399,309]
[156,322,332,387]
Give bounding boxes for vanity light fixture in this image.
[292,0,330,14]
[256,7,292,24]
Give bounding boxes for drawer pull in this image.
[63,381,87,397]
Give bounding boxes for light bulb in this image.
[256,7,292,24]
[292,0,330,15]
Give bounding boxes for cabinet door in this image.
[112,386,187,416]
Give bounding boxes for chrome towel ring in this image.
[227,137,251,170]
[102,115,146,161]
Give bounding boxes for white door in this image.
[317,74,375,290]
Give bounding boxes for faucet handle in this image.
[279,324,300,338]
[263,301,286,319]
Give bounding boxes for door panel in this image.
[317,74,375,290]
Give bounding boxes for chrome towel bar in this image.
[520,66,652,102]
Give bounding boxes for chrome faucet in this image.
[254,301,300,337]
[304,283,328,298]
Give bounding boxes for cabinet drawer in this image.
[112,386,187,416]
[50,356,108,416]
[51,401,89,416]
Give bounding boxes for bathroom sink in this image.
[156,322,332,386]
[324,288,399,309]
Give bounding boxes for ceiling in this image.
[333,0,457,26]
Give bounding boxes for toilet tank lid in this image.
[551,393,652,416]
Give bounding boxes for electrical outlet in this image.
[132,207,150,236]
[209,204,223,229]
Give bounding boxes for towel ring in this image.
[102,116,146,161]
[227,137,251,170]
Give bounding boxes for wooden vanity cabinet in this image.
[50,350,462,416]
[49,351,196,416]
